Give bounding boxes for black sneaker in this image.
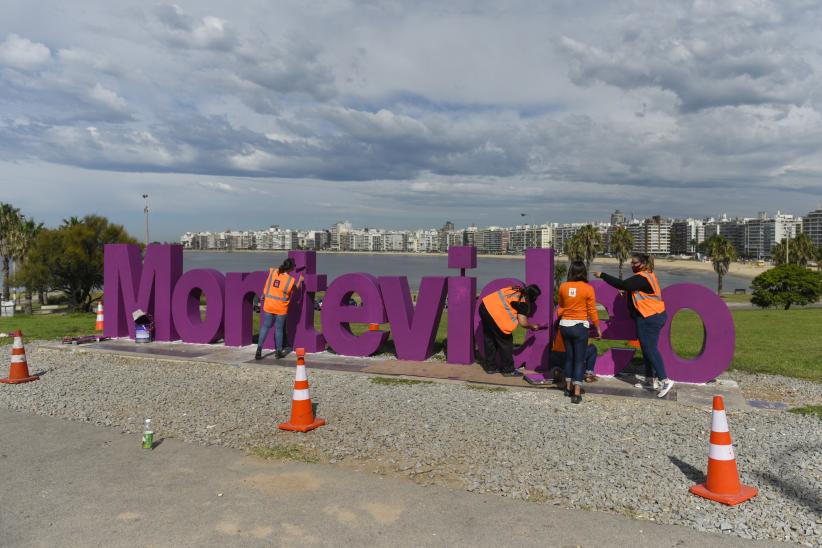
[500,370,523,378]
[482,365,500,375]
[571,394,582,404]
[254,348,262,360]
[275,350,284,359]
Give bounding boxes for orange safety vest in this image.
[631,271,665,318]
[262,268,296,315]
[482,286,525,335]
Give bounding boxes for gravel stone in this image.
[1,343,821,547]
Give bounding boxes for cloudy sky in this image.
[2,0,822,241]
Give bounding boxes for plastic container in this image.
[142,419,154,449]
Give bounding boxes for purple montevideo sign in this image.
[659,283,735,383]
[589,279,637,376]
[379,276,447,360]
[103,244,182,341]
[102,245,736,382]
[446,246,477,364]
[320,273,388,357]
[171,269,225,344]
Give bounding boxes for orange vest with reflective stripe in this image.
[482,286,525,335]
[262,268,296,315]
[631,271,665,317]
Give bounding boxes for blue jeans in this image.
[635,311,668,380]
[258,311,287,352]
[560,323,589,385]
[550,345,597,373]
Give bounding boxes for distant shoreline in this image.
[183,249,765,278]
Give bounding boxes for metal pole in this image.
[786,231,789,265]
[142,194,149,245]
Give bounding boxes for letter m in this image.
[103,244,183,341]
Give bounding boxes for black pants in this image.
[479,303,515,373]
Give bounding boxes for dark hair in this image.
[631,253,653,272]
[516,284,542,303]
[567,261,588,282]
[277,257,296,274]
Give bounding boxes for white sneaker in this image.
[657,379,674,398]
[652,378,661,391]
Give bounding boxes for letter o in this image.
[172,269,225,344]
[659,283,735,383]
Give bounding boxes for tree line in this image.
[0,203,137,313]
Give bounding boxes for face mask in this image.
[631,263,642,273]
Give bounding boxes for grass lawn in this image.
[3,306,820,383]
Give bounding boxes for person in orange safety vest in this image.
[255,257,304,360]
[478,284,543,377]
[593,253,674,398]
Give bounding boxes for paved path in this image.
[0,409,782,547]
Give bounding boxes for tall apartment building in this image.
[554,224,583,253]
[329,221,352,251]
[802,207,822,248]
[610,210,626,226]
[476,227,506,254]
[626,217,670,255]
[705,216,746,255]
[670,218,705,255]
[743,212,802,258]
[383,231,408,252]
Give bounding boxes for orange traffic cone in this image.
[278,348,325,432]
[1,330,39,384]
[627,339,641,348]
[95,302,104,332]
[368,323,380,331]
[690,396,758,505]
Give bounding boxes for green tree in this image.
[704,234,737,295]
[566,224,603,271]
[11,217,44,313]
[609,226,634,279]
[751,264,822,310]
[772,233,816,266]
[553,261,568,302]
[0,202,22,301]
[21,215,138,311]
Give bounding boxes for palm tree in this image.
[791,233,816,267]
[704,235,737,295]
[0,202,22,301]
[13,217,44,313]
[609,226,634,279]
[771,233,816,266]
[566,224,603,271]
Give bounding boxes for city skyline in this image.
[3,2,822,241]
[180,207,821,260]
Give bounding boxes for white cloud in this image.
[0,33,50,70]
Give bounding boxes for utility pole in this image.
[142,194,150,245]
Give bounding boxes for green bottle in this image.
[142,418,154,449]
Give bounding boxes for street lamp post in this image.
[142,194,150,246]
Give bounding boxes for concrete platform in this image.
[43,339,749,411]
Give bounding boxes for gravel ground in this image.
[726,370,822,407]
[2,343,820,546]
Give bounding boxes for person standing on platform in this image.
[255,258,303,360]
[478,284,543,377]
[549,325,599,384]
[556,261,602,404]
[592,253,674,398]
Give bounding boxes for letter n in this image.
[103,244,182,341]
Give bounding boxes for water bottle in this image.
[142,418,154,449]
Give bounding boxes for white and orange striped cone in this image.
[278,348,325,432]
[690,395,758,505]
[95,302,104,332]
[1,330,39,384]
